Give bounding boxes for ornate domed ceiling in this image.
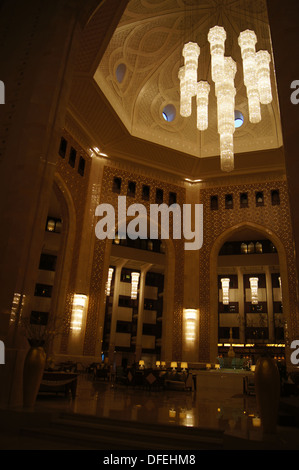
[68,0,284,179]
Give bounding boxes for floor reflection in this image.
[35,374,263,441]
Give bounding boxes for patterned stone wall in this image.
[54,129,92,354]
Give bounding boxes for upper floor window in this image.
[169,192,177,205]
[225,194,233,209]
[210,195,218,210]
[142,185,150,201]
[46,217,62,233]
[68,147,77,168]
[59,137,67,158]
[112,177,122,194]
[156,188,163,204]
[256,191,264,206]
[127,181,136,197]
[240,192,248,208]
[271,189,280,206]
[78,156,85,176]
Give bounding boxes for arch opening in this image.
[210,223,288,368]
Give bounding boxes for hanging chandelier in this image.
[178,26,273,172]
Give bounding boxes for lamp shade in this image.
[171,362,177,369]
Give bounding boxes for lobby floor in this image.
[35,374,261,439]
[31,373,299,449]
[2,373,299,450]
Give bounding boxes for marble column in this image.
[135,264,152,362]
[265,267,275,342]
[108,261,127,363]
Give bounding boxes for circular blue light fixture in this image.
[162,104,176,122]
[235,110,244,128]
[116,63,126,84]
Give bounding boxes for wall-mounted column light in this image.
[184,309,198,343]
[105,267,114,296]
[221,278,230,305]
[249,277,259,304]
[71,294,87,331]
[278,276,282,301]
[131,272,140,299]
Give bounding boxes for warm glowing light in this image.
[131,272,140,299]
[252,416,261,427]
[181,362,188,370]
[221,278,230,305]
[215,57,237,172]
[196,81,210,130]
[71,294,87,331]
[179,26,272,174]
[208,26,226,83]
[182,42,200,96]
[238,30,261,124]
[171,361,178,370]
[10,292,24,323]
[184,308,198,343]
[249,277,259,304]
[139,360,145,368]
[256,50,272,105]
[105,267,114,296]
[156,361,161,367]
[278,276,282,301]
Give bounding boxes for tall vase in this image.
[23,342,46,409]
[254,355,280,435]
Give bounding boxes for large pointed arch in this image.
[209,221,290,362]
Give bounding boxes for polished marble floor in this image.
[34,373,263,442]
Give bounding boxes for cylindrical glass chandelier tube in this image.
[256,50,272,105]
[178,66,192,117]
[238,30,261,123]
[182,42,200,96]
[220,132,234,172]
[216,57,236,172]
[196,81,210,130]
[208,26,226,83]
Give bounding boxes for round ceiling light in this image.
[234,110,244,128]
[162,104,176,122]
[116,63,126,83]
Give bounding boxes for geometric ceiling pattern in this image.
[94,0,282,160]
